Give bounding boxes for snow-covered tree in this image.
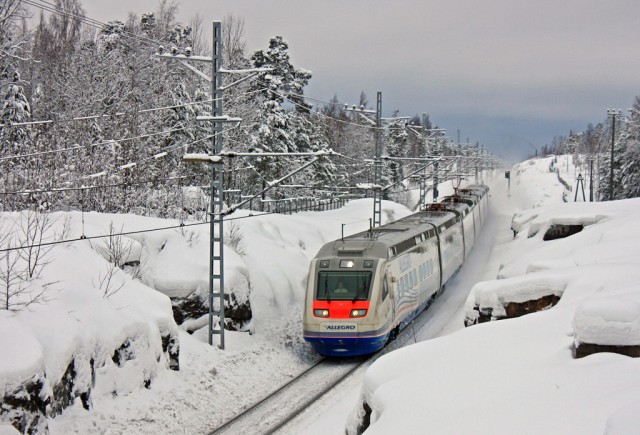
[247,36,312,200]
[0,81,30,137]
[598,114,627,201]
[619,97,640,198]
[386,111,408,186]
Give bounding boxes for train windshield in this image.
[316,271,372,301]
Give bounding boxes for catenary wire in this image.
[23,0,165,47]
[0,198,353,253]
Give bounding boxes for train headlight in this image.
[314,309,330,317]
[350,309,367,318]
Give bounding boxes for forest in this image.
[541,96,640,201]
[1,0,638,219]
[0,0,454,219]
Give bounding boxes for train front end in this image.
[303,249,389,357]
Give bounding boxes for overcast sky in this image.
[76,0,640,162]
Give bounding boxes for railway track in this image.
[208,356,370,435]
[207,311,435,435]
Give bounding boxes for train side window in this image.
[382,276,389,301]
[412,270,417,286]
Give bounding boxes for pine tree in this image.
[619,97,640,198]
[0,0,29,204]
[1,80,30,130]
[386,111,408,186]
[599,117,626,201]
[321,94,349,153]
[248,36,312,200]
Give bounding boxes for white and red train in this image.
[303,185,489,356]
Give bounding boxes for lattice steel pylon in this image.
[373,91,383,228]
[158,21,269,349]
[209,21,225,349]
[432,136,439,202]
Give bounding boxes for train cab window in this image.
[316,271,373,301]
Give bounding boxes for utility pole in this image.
[419,113,429,208]
[159,21,269,349]
[432,135,440,201]
[607,109,621,200]
[209,22,225,349]
[373,91,383,227]
[480,144,485,183]
[406,118,446,209]
[589,157,594,201]
[457,131,463,178]
[474,142,479,184]
[157,23,227,348]
[343,97,383,226]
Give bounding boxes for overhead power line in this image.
[0,118,261,195]
[0,133,215,195]
[0,174,190,196]
[0,127,188,162]
[0,98,218,129]
[23,0,164,47]
[0,198,351,253]
[278,91,380,131]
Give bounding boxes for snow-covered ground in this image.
[346,157,640,434]
[2,190,415,433]
[3,155,639,434]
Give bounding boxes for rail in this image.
[208,357,368,434]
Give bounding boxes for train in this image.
[302,184,490,356]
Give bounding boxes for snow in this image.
[464,272,568,320]
[0,313,44,390]
[0,222,178,402]
[573,297,640,346]
[182,153,223,163]
[0,198,411,433]
[3,154,640,434]
[351,156,640,434]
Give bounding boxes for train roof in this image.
[431,198,470,216]
[462,184,489,196]
[315,209,459,260]
[314,184,489,261]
